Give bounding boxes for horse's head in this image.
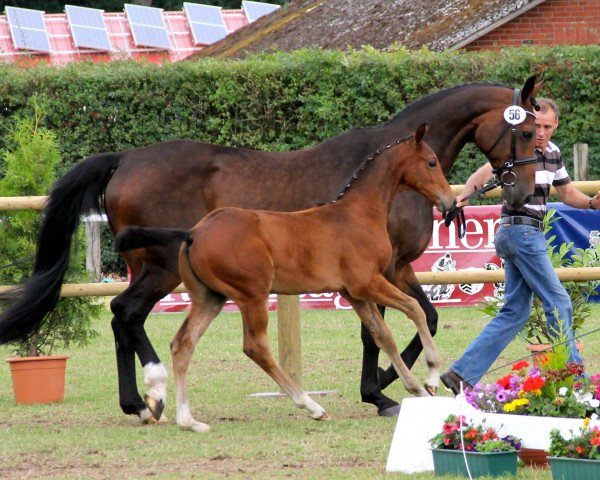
[474,75,543,209]
[405,122,457,216]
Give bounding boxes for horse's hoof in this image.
[425,385,437,396]
[314,412,329,421]
[144,394,165,421]
[180,421,210,433]
[142,415,158,425]
[378,404,401,417]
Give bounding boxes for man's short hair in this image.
[535,97,560,119]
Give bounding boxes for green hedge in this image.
[0,45,598,185]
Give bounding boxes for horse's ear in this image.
[415,122,429,145]
[520,75,544,104]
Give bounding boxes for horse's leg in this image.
[238,300,328,420]
[110,267,179,423]
[378,265,438,390]
[358,307,401,416]
[352,275,440,394]
[348,298,428,396]
[171,286,226,433]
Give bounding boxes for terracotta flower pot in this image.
[6,355,69,404]
[518,447,548,467]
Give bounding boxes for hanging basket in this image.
[7,355,69,404]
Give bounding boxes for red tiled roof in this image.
[0,9,248,66]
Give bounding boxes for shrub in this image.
[0,101,101,356]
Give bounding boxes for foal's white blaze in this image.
[143,362,168,405]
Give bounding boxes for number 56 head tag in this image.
[503,106,527,125]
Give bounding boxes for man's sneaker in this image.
[440,370,472,395]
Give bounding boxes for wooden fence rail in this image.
[1,267,599,297]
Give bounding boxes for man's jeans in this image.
[451,223,583,386]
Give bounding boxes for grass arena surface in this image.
[1,305,599,479]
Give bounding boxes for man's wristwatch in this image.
[591,198,597,210]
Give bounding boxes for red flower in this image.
[511,361,529,371]
[497,374,514,389]
[522,376,545,392]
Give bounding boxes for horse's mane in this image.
[385,82,509,125]
[332,134,414,204]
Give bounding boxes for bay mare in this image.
[114,124,456,431]
[0,76,541,421]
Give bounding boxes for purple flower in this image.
[496,389,508,403]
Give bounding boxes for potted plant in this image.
[429,414,521,478]
[480,208,599,355]
[548,419,600,479]
[1,103,101,404]
[460,339,600,466]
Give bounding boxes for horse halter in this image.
[482,88,538,188]
[444,89,539,238]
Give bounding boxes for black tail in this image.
[0,153,121,344]
[114,226,189,252]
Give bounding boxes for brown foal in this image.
[115,123,456,432]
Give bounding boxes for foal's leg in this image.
[378,265,439,390]
[351,275,440,394]
[358,307,401,416]
[238,299,327,420]
[348,299,429,397]
[171,287,226,433]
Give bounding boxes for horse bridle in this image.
[481,88,538,189]
[445,88,539,237]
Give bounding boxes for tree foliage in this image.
[0,101,101,356]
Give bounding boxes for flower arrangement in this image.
[549,418,600,460]
[429,414,521,452]
[463,344,600,419]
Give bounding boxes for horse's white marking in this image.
[139,407,154,423]
[177,401,210,433]
[143,362,168,404]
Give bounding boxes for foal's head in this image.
[400,123,456,215]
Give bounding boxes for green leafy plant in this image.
[480,208,600,345]
[429,414,521,452]
[549,419,600,460]
[0,101,101,357]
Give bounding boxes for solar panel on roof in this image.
[65,5,112,51]
[242,1,281,23]
[5,6,52,53]
[184,3,227,45]
[125,4,171,50]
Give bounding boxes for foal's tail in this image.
[114,226,190,252]
[0,153,121,344]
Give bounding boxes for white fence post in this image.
[573,143,589,181]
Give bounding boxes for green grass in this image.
[1,304,599,479]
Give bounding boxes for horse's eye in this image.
[522,131,533,140]
[428,160,437,168]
